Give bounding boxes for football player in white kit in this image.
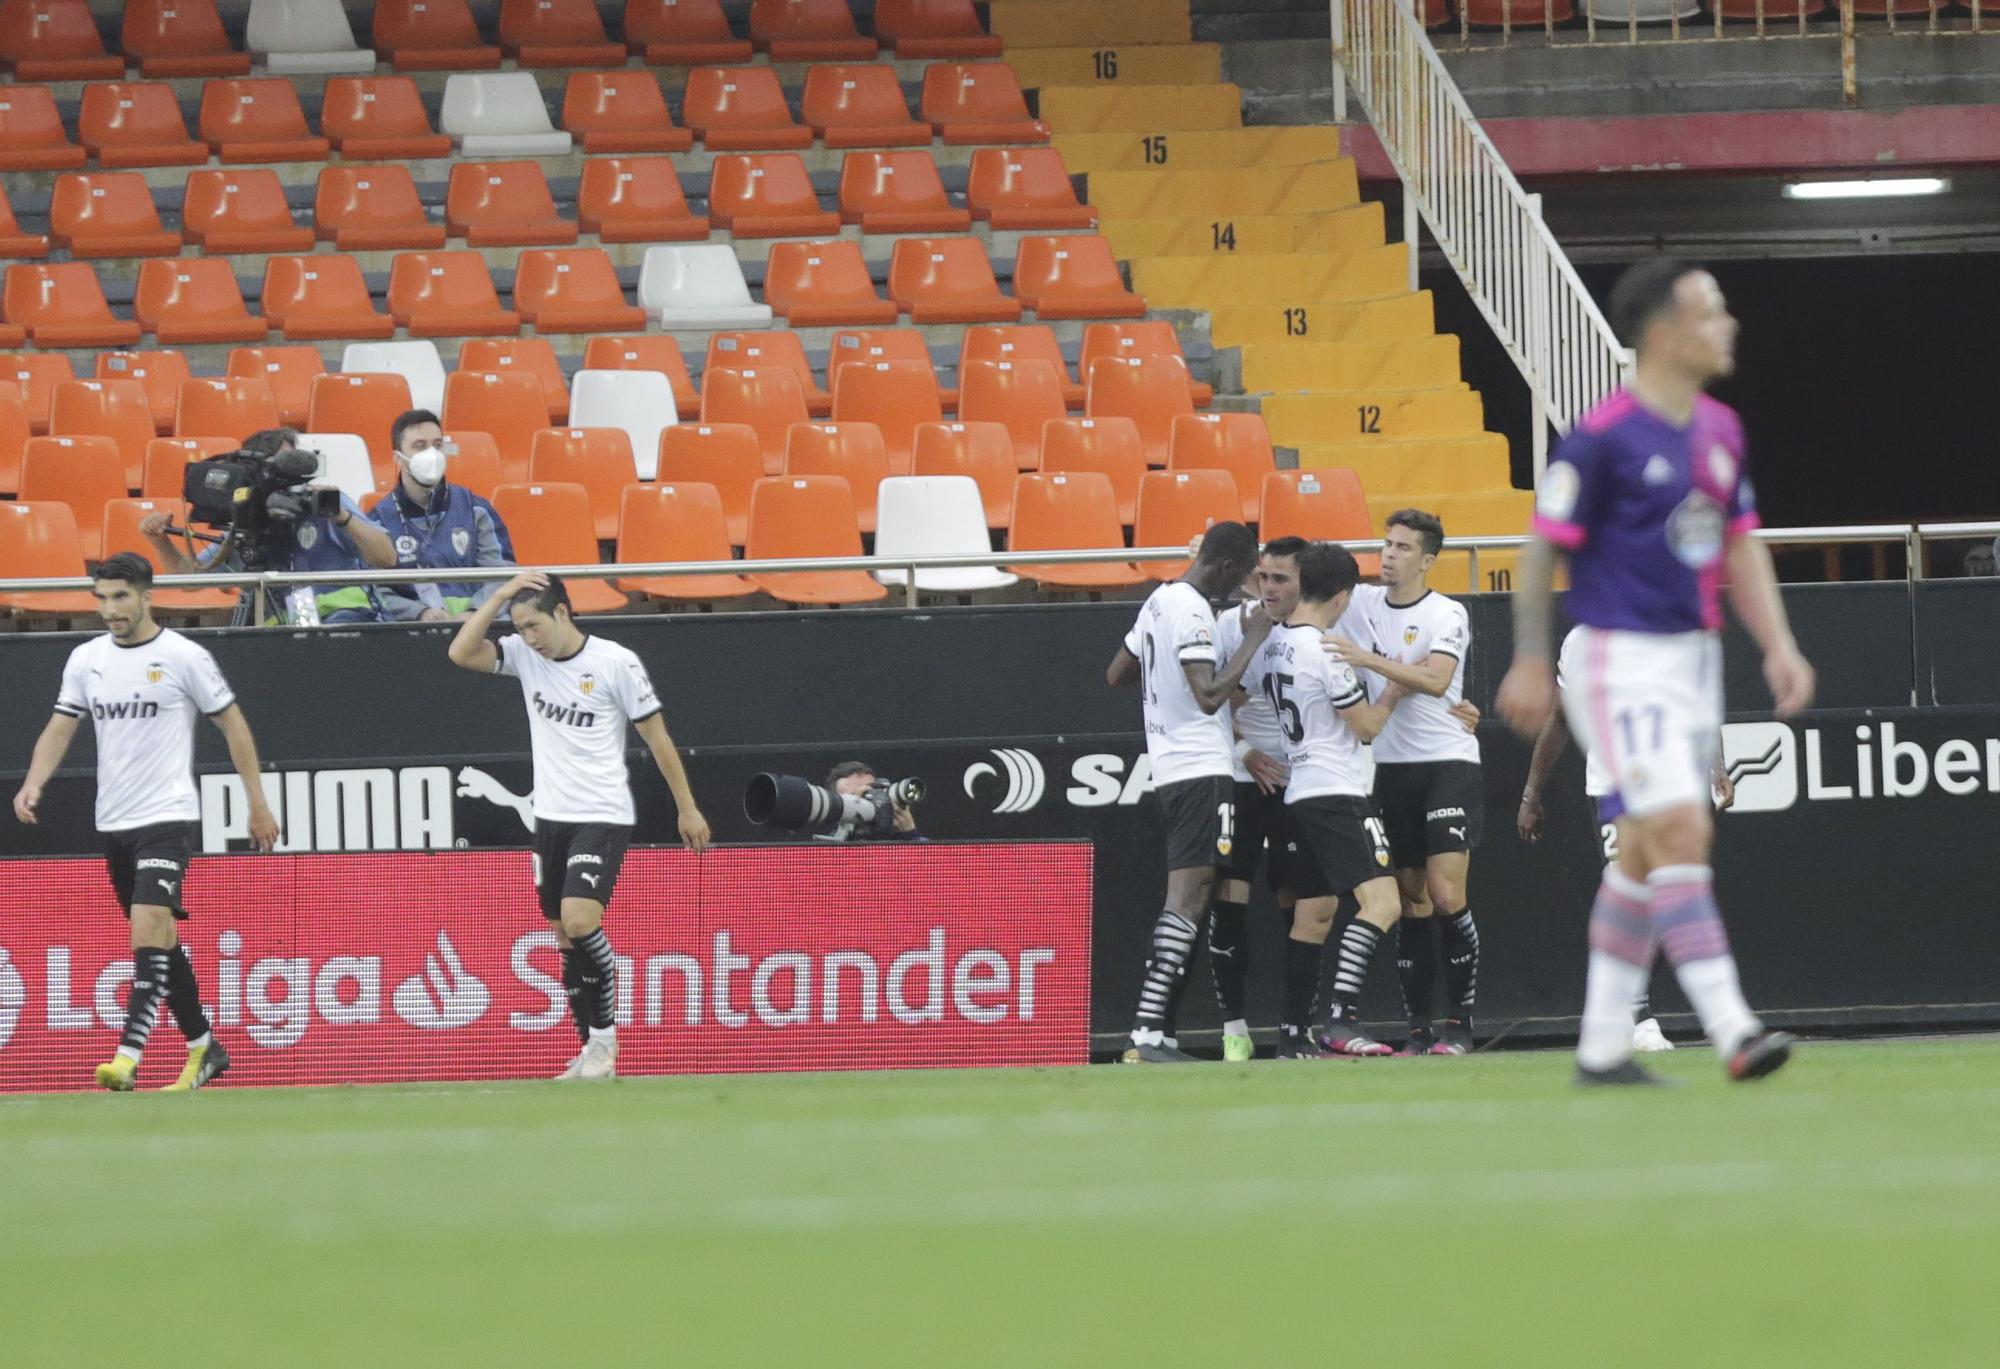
[449,572,711,1080]
[1108,522,1270,1064]
[14,553,281,1091]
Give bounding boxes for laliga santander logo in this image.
[963,748,1046,814]
[391,932,491,1030]
[0,948,24,1053]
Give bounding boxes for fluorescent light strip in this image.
[1783,178,1950,201]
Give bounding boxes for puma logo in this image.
[456,766,534,833]
[580,873,601,888]
[1449,827,1466,840]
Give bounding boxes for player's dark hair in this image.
[1196,520,1258,569]
[1262,535,1310,565]
[1608,258,1700,349]
[512,575,572,618]
[826,761,875,787]
[241,426,301,457]
[1297,541,1360,604]
[89,552,154,590]
[1386,508,1445,557]
[391,409,442,452]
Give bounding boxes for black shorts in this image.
[1226,781,1296,891]
[532,820,632,920]
[1289,796,1395,900]
[1154,774,1235,873]
[1372,761,1485,868]
[105,821,196,918]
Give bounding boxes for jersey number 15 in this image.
[1262,672,1303,744]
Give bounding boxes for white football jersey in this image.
[1242,623,1373,803]
[1122,581,1233,787]
[495,634,660,824]
[1214,600,1284,783]
[54,629,236,832]
[1556,626,1614,799]
[1349,585,1479,765]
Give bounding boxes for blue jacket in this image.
[199,492,384,623]
[368,479,515,621]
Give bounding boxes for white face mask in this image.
[406,449,447,487]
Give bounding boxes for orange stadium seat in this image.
[785,421,891,532]
[513,249,645,334]
[0,501,98,615]
[460,339,569,424]
[528,427,638,541]
[1461,0,1576,23]
[2,353,76,433]
[707,330,830,416]
[100,498,239,610]
[388,252,522,337]
[1168,413,1273,524]
[577,157,710,243]
[1716,0,1828,15]
[498,0,624,67]
[489,482,628,610]
[181,169,316,255]
[200,79,332,163]
[78,83,208,169]
[922,64,1047,145]
[840,151,971,234]
[0,322,20,352]
[958,357,1068,470]
[48,173,182,259]
[21,436,131,552]
[960,324,1081,408]
[174,377,280,441]
[122,0,250,78]
[763,240,899,329]
[1081,321,1212,405]
[749,0,874,61]
[744,475,888,604]
[876,0,1001,58]
[912,421,1015,528]
[682,66,814,151]
[447,161,578,247]
[1014,236,1145,320]
[443,371,548,482]
[582,335,700,419]
[260,255,396,340]
[1260,468,1380,575]
[827,329,949,409]
[227,347,324,429]
[309,372,414,485]
[4,264,140,348]
[966,148,1098,231]
[804,66,930,148]
[889,239,1020,324]
[615,483,756,602]
[1008,471,1142,589]
[320,75,454,160]
[315,165,447,251]
[657,423,763,545]
[0,385,30,494]
[624,0,752,65]
[564,70,694,153]
[95,350,190,433]
[1134,468,1240,578]
[1085,354,1196,466]
[374,0,503,70]
[1041,416,1145,525]
[0,84,86,171]
[0,0,123,81]
[700,366,811,475]
[134,259,268,345]
[438,429,505,499]
[830,358,943,476]
[707,153,841,238]
[142,436,235,499]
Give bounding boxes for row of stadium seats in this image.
[0,150,1095,258]
[1417,1,1938,26]
[0,64,1047,171]
[0,0,999,82]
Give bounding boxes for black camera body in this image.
[744,773,925,840]
[182,447,341,565]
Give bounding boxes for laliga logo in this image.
[391,932,491,1030]
[1722,722,1798,813]
[0,949,24,1053]
[963,748,1046,814]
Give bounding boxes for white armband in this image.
[1233,739,1254,763]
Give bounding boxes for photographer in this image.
[369,409,516,623]
[743,764,925,842]
[826,762,920,840]
[138,427,397,625]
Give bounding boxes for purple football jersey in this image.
[1533,390,1760,633]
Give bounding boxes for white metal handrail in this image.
[1332,0,1631,473]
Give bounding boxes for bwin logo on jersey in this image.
[963,748,1046,814]
[1721,722,1798,813]
[391,932,491,1030]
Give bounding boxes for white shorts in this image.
[1561,627,1723,822]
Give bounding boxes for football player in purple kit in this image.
[1497,259,1816,1087]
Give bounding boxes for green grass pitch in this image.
[3,1039,1995,1368]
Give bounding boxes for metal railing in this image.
[1332,0,1632,478]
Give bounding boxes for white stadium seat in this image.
[245,0,378,74]
[568,371,679,481]
[637,244,774,330]
[440,73,576,158]
[873,476,1017,592]
[301,433,379,502]
[340,340,447,415]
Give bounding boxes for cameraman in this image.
[138,427,397,625]
[369,409,516,623]
[827,761,920,840]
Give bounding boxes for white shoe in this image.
[552,1049,585,1080]
[577,1034,618,1080]
[1632,1017,1675,1053]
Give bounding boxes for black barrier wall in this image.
[4,584,1998,1043]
